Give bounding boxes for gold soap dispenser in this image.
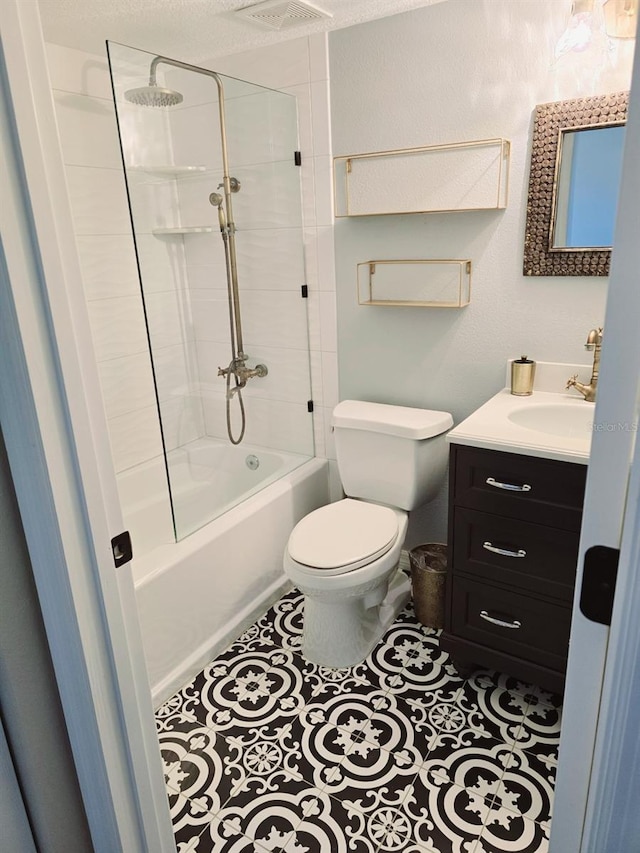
[511,355,536,396]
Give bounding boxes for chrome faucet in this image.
[566,327,602,402]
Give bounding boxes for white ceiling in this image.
[37,0,448,64]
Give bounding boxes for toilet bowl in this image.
[283,400,453,668]
[284,499,410,667]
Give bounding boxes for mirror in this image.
[523,91,628,276]
[551,124,625,249]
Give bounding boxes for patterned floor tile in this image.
[157,588,562,852]
[476,809,550,852]
[161,728,248,820]
[184,648,314,739]
[192,820,278,852]
[400,770,490,853]
[281,789,380,852]
[422,736,514,801]
[510,680,563,713]
[513,703,562,764]
[381,621,444,666]
[239,588,305,655]
[289,691,382,790]
[168,790,222,843]
[155,691,206,736]
[322,728,420,799]
[213,774,319,850]
[223,722,308,786]
[455,678,530,745]
[362,690,442,764]
[497,747,556,824]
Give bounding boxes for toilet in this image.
[284,399,453,667]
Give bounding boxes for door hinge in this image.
[301,284,308,298]
[580,545,620,625]
[294,150,302,166]
[307,400,314,413]
[111,531,133,568]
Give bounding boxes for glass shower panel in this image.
[107,42,314,541]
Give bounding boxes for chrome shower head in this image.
[124,84,183,108]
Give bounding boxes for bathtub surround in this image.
[46,32,339,554]
[46,35,337,701]
[329,0,634,544]
[134,459,328,707]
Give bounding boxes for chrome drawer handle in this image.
[486,477,531,492]
[480,610,522,629]
[483,541,527,558]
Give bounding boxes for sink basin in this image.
[507,403,594,438]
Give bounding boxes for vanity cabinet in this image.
[440,444,587,694]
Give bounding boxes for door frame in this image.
[3,0,640,850]
[0,1,174,850]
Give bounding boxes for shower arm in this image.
[149,56,246,362]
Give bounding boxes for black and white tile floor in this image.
[156,588,562,853]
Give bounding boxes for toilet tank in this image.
[332,400,454,511]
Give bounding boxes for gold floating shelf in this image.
[334,138,510,217]
[357,259,472,308]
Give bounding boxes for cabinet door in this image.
[452,446,586,531]
[450,577,571,673]
[452,507,579,601]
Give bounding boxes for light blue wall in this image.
[329,0,631,544]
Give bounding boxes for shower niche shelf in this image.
[130,165,207,176]
[152,225,214,236]
[334,138,510,217]
[357,259,471,308]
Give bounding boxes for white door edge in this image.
[582,401,640,851]
[550,19,640,852]
[0,1,174,850]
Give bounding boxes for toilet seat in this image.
[287,498,399,576]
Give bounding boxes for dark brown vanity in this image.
[440,444,587,695]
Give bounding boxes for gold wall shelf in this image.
[357,259,472,308]
[334,138,510,217]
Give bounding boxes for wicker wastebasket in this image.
[409,543,447,629]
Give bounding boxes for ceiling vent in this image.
[235,0,332,31]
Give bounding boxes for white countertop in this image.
[447,363,594,465]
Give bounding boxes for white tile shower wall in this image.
[46,42,176,546]
[165,76,311,449]
[208,34,338,466]
[47,35,339,524]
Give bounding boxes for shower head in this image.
[124,84,183,108]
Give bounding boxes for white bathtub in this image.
[130,456,329,707]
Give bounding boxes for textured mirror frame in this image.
[523,91,628,277]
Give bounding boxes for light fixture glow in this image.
[555,0,597,61]
[603,0,638,38]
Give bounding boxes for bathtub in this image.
[130,455,329,707]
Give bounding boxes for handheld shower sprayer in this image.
[209,192,227,232]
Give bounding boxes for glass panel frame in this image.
[106,41,314,541]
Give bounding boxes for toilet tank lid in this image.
[332,400,453,439]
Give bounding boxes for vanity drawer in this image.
[450,576,571,672]
[451,445,587,531]
[452,507,579,601]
